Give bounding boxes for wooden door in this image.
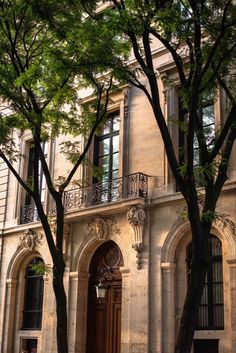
[86,241,123,353]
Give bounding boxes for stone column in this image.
[120,268,131,353]
[227,259,236,353]
[161,262,176,353]
[68,272,79,353]
[75,271,89,353]
[2,279,17,353]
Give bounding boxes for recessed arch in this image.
[6,243,49,280]
[73,234,128,274]
[161,218,236,264]
[86,240,123,353]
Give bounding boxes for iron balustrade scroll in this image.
[21,173,148,223]
[21,204,41,224]
[62,172,148,213]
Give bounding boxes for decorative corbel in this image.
[17,229,43,251]
[127,206,146,269]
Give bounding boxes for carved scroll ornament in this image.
[127,206,146,269]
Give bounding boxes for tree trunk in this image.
[52,265,68,353]
[174,259,208,353]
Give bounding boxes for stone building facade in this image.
[0,44,235,353]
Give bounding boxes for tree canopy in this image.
[0,1,235,353]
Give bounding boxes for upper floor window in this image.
[22,258,44,330]
[93,113,120,202]
[193,94,215,166]
[186,235,224,330]
[25,142,48,206]
[21,142,48,223]
[178,92,216,182]
[95,113,120,182]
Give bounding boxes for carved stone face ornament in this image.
[18,229,43,251]
[88,215,120,241]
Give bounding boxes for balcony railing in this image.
[20,173,148,223]
[21,204,41,224]
[63,172,148,212]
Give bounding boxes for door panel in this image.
[86,241,123,353]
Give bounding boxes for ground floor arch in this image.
[86,240,123,353]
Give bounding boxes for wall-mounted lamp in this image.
[95,266,113,299]
[95,280,107,299]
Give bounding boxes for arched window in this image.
[186,235,224,330]
[22,258,44,330]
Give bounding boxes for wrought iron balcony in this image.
[21,204,41,224]
[63,172,148,212]
[20,173,148,223]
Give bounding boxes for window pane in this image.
[112,115,120,132]
[99,155,109,174]
[202,105,214,126]
[112,135,119,153]
[99,138,110,157]
[112,153,119,171]
[103,120,111,135]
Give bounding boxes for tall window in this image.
[94,113,120,201]
[178,94,215,167]
[25,142,47,206]
[22,142,47,223]
[193,94,215,166]
[22,258,44,330]
[186,235,224,330]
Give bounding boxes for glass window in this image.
[22,258,44,330]
[193,97,215,166]
[22,142,48,223]
[186,235,224,330]
[94,113,120,202]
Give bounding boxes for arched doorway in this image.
[86,241,123,353]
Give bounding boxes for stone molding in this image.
[127,206,146,269]
[88,215,120,240]
[161,262,176,271]
[17,229,43,251]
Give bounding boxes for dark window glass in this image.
[194,339,219,353]
[22,339,38,353]
[22,258,44,330]
[178,95,215,168]
[25,142,47,205]
[186,235,224,330]
[193,98,215,166]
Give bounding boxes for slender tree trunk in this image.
[174,256,208,353]
[52,264,68,353]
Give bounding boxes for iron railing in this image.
[21,204,41,224]
[20,173,148,223]
[63,172,148,212]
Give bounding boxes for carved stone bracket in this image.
[88,215,120,240]
[17,229,43,251]
[127,206,146,269]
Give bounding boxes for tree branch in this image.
[0,149,34,197]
